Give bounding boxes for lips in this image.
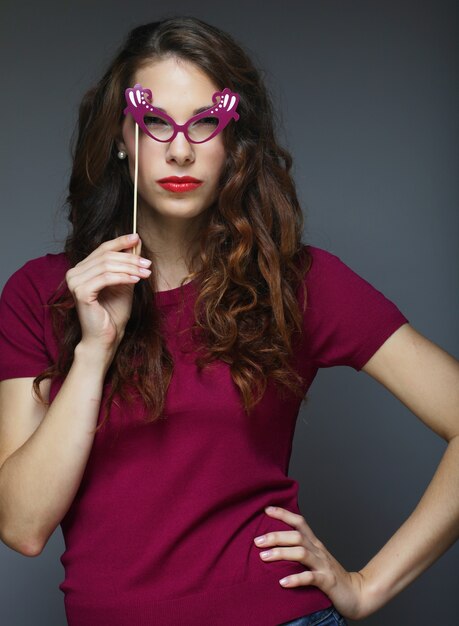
[157,176,202,183]
[157,175,203,193]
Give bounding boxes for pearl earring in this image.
[117,150,127,160]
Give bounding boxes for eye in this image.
[144,116,168,126]
[197,117,219,126]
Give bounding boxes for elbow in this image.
[0,504,49,557]
[0,525,45,557]
[19,539,45,557]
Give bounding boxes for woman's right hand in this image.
[65,233,151,357]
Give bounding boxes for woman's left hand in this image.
[254,506,370,620]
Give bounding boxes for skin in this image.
[118,56,227,288]
[252,323,459,620]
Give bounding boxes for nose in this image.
[165,131,195,166]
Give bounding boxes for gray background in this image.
[0,0,457,624]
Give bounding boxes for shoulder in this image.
[20,252,71,280]
[1,252,71,304]
[299,244,372,303]
[297,244,409,370]
[0,253,71,379]
[302,244,358,278]
[300,244,388,299]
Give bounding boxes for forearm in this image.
[0,343,112,556]
[357,435,459,618]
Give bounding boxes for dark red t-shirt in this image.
[0,246,409,626]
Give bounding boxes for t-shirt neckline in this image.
[154,278,197,306]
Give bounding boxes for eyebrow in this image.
[154,105,213,116]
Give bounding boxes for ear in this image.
[115,125,127,152]
[116,139,127,152]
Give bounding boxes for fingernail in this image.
[254,536,266,545]
[265,506,276,513]
[139,258,152,267]
[279,577,290,586]
[260,550,271,558]
[128,233,138,241]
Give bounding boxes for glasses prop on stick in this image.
[122,84,241,254]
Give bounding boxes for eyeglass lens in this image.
[143,113,220,142]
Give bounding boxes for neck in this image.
[137,206,205,283]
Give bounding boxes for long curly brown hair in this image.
[33,16,312,431]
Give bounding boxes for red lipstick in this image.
[157,176,203,193]
[157,176,202,183]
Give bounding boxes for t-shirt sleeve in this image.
[0,261,52,381]
[302,246,410,371]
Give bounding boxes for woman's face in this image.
[119,57,227,223]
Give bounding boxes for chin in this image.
[158,201,209,218]
[141,191,217,218]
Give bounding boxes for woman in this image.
[0,16,457,626]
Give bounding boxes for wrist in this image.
[74,341,115,375]
[350,569,389,620]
